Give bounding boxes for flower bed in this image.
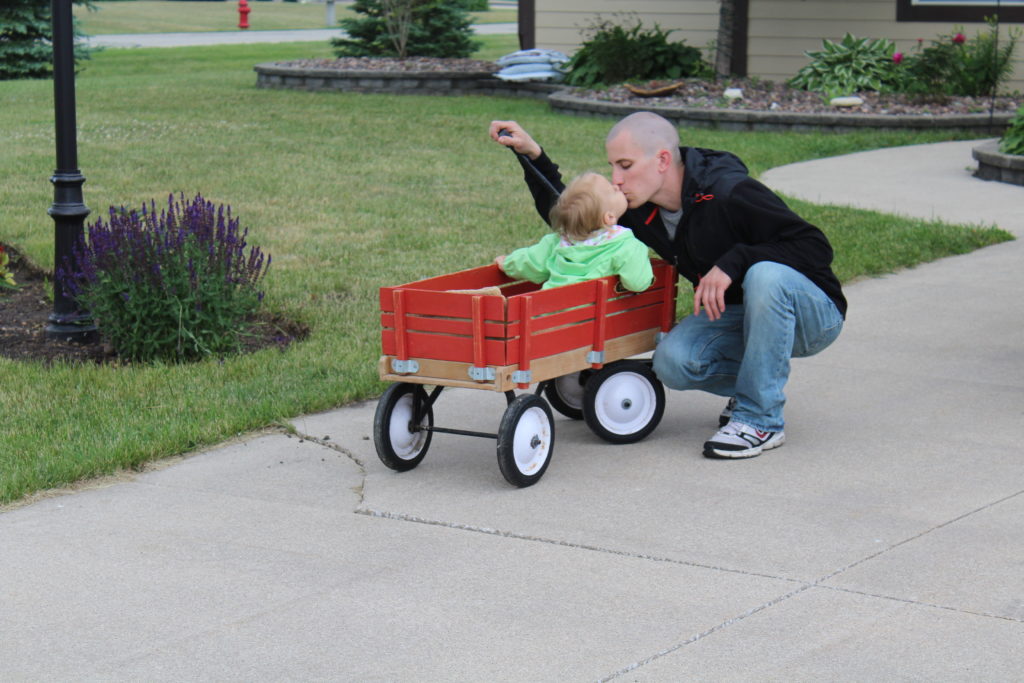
[254,59,1019,133]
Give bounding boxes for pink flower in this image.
[893,51,904,64]
[953,33,966,44]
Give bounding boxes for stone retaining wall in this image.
[254,63,560,100]
[548,92,1012,134]
[973,140,1024,186]
[254,62,1013,134]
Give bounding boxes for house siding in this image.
[535,0,1024,92]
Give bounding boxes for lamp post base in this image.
[45,312,99,344]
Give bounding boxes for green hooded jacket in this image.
[502,226,653,292]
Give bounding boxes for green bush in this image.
[0,0,93,80]
[563,15,709,89]
[895,18,1020,98]
[1000,106,1024,155]
[59,194,271,363]
[788,33,901,98]
[333,0,480,59]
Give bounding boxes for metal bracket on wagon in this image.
[512,370,532,384]
[587,350,605,365]
[468,366,496,381]
[391,359,419,374]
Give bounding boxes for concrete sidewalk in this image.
[2,140,1022,680]
[85,23,517,49]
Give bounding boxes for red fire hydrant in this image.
[238,0,250,30]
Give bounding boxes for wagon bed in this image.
[379,259,677,390]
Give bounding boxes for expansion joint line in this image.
[357,486,1024,680]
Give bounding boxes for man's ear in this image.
[656,149,673,172]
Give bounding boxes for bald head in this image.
[606,112,681,164]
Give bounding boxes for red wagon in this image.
[373,258,678,487]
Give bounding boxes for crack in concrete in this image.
[354,506,809,585]
[289,429,368,504]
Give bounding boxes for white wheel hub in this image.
[594,372,657,436]
[390,394,428,459]
[512,406,552,474]
[553,373,585,409]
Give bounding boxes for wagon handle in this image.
[498,128,562,201]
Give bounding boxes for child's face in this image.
[594,175,628,224]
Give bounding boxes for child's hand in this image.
[494,255,506,271]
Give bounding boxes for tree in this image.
[1,0,93,80]
[332,0,479,59]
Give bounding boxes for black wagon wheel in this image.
[543,371,588,420]
[496,393,555,488]
[373,383,433,472]
[582,360,665,444]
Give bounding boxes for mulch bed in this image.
[0,245,308,367]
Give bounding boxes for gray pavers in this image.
[3,139,1022,680]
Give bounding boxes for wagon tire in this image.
[374,383,433,472]
[496,394,555,488]
[543,371,588,420]
[583,360,665,444]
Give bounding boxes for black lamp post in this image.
[46,0,96,342]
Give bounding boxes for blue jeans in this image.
[652,262,844,432]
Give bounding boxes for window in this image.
[897,0,1024,22]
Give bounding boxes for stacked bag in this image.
[494,49,569,83]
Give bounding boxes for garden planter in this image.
[972,140,1024,186]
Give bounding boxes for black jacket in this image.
[519,146,847,318]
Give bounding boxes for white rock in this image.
[723,88,743,100]
[830,96,864,108]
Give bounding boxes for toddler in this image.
[496,172,653,292]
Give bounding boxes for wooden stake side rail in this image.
[379,260,678,391]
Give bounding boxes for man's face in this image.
[606,131,662,209]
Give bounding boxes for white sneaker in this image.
[703,420,785,459]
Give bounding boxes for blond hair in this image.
[550,173,607,242]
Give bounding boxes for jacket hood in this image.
[550,230,633,275]
[681,147,749,195]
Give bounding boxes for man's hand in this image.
[694,266,733,321]
[489,120,541,160]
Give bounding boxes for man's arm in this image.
[489,120,565,225]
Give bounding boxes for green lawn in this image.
[75,1,516,34]
[0,40,1011,505]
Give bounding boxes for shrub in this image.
[1000,106,1024,155]
[0,245,18,291]
[0,0,93,80]
[59,194,271,363]
[332,0,480,59]
[563,14,709,89]
[894,18,1020,97]
[788,33,901,98]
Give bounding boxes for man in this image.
[489,112,846,459]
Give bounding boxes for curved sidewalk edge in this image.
[761,138,1024,237]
